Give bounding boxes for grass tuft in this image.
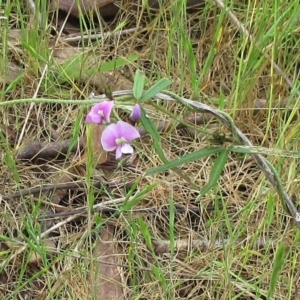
[1,0,300,299]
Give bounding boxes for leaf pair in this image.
[146,146,229,198]
[133,70,172,102]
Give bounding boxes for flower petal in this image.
[100,100,114,123]
[115,145,123,159]
[85,101,114,124]
[101,123,118,151]
[115,121,140,141]
[121,143,134,155]
[130,104,142,121]
[85,112,102,123]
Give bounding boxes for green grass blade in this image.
[120,183,157,212]
[57,54,139,84]
[140,108,197,187]
[199,149,229,197]
[99,55,139,73]
[146,147,224,176]
[140,107,168,163]
[140,78,172,102]
[231,145,300,158]
[138,218,154,252]
[21,41,48,64]
[169,190,175,256]
[268,243,286,298]
[151,265,169,295]
[0,74,24,97]
[133,69,145,100]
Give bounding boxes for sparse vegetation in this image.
[0,0,300,299]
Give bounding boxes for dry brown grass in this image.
[1,1,300,299]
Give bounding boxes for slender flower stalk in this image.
[101,121,140,159]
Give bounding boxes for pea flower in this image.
[85,101,114,124]
[101,121,140,159]
[130,104,142,121]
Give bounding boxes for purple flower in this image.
[130,104,141,121]
[85,101,114,124]
[101,121,140,159]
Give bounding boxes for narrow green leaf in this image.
[140,78,172,102]
[1,74,24,97]
[21,41,47,63]
[133,69,145,100]
[146,147,224,176]
[231,145,300,158]
[141,108,199,187]
[99,55,139,73]
[151,265,168,291]
[199,149,229,197]
[120,183,156,212]
[57,53,92,83]
[268,243,286,298]
[0,235,11,243]
[58,54,139,84]
[113,20,127,31]
[140,108,167,163]
[169,191,175,256]
[138,218,154,251]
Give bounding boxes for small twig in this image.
[16,138,83,160]
[16,120,191,160]
[14,90,299,227]
[153,237,277,254]
[2,177,214,220]
[26,0,42,24]
[0,196,132,269]
[0,95,295,108]
[2,181,102,201]
[63,27,141,42]
[158,91,300,228]
[17,4,74,147]
[37,205,214,220]
[91,90,300,227]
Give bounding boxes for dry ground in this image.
[1,1,300,299]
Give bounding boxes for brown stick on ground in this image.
[50,0,116,18]
[17,96,291,160]
[16,138,84,160]
[16,113,212,160]
[2,181,92,201]
[89,224,125,300]
[50,0,206,18]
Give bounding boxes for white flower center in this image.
[115,137,127,145]
[97,109,104,117]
